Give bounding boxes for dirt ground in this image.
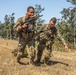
[0,38,76,75]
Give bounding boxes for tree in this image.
[8,13,15,39]
[60,0,76,48]
[34,4,45,30]
[67,0,76,5]
[0,13,15,39]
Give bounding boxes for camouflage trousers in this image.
[37,41,52,63]
[17,37,36,63]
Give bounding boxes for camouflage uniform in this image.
[36,25,66,64]
[13,16,36,63]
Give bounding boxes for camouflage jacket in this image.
[38,25,66,46]
[13,16,35,40]
[14,16,26,32]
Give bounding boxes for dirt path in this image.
[0,38,76,75]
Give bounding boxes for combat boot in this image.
[35,59,40,63]
[34,59,41,66]
[17,56,21,63]
[17,53,22,63]
[29,58,34,65]
[44,57,50,65]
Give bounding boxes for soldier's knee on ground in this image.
[43,49,51,64]
[17,52,23,63]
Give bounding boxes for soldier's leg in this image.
[12,46,18,56]
[49,45,53,57]
[12,42,27,57]
[43,45,52,64]
[17,38,26,63]
[35,43,44,63]
[28,39,36,64]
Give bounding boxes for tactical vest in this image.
[20,16,35,40]
[39,25,57,45]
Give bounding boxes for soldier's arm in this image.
[13,17,27,32]
[13,18,22,32]
[56,31,68,49]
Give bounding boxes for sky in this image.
[0,0,73,23]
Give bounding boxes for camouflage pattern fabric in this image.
[13,16,36,63]
[37,25,66,63]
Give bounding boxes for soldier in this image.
[13,6,36,64]
[35,17,68,65]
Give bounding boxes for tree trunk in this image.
[74,8,76,49]
[74,26,76,49]
[6,29,9,39]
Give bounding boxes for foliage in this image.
[57,21,74,43]
[0,13,15,39]
[0,5,45,39]
[57,0,76,48]
[34,4,45,30]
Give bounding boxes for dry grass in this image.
[0,38,76,75]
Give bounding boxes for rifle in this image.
[21,15,43,34]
